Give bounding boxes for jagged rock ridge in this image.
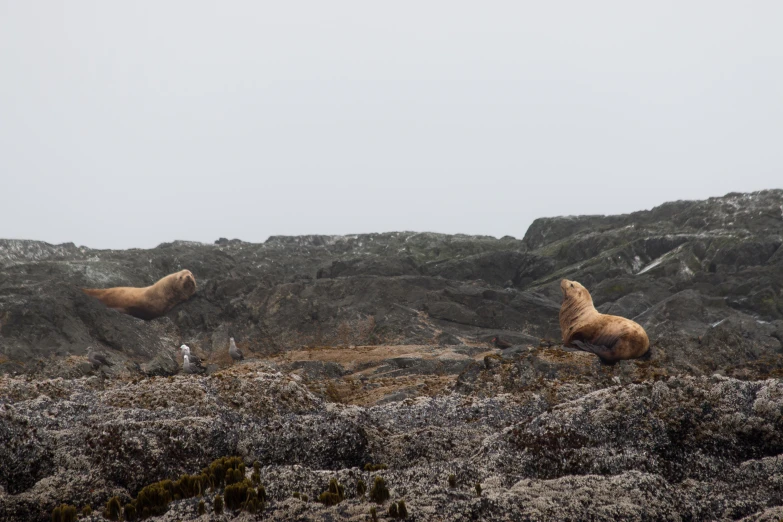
[0,189,782,521]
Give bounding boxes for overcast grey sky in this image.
[1,2,781,249]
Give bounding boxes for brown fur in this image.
[559,279,649,363]
[82,270,196,320]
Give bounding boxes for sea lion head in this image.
[560,279,591,303]
[174,269,197,298]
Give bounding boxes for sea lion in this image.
[559,279,649,363]
[82,270,196,320]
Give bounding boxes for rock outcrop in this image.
[0,189,782,520]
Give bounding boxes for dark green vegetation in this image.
[369,476,390,504]
[475,483,482,497]
[448,474,457,488]
[123,503,136,521]
[128,472,208,519]
[357,478,367,496]
[50,504,76,522]
[57,456,258,520]
[318,478,346,506]
[224,480,263,512]
[133,480,174,517]
[104,497,121,521]
[364,462,388,471]
[388,500,409,518]
[204,456,245,489]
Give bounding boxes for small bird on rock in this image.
[183,354,197,374]
[87,350,112,370]
[180,344,204,372]
[229,337,244,363]
[492,336,513,349]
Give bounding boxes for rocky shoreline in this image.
[1,189,782,520]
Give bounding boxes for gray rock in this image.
[1,190,783,520]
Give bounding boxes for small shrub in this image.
[448,474,456,488]
[81,505,92,517]
[251,471,260,484]
[370,506,378,522]
[134,480,173,517]
[225,467,245,486]
[124,503,137,522]
[369,476,390,504]
[203,456,245,489]
[224,481,251,511]
[302,495,308,502]
[61,505,77,522]
[173,473,208,499]
[244,488,260,514]
[258,485,267,503]
[198,499,206,515]
[357,479,367,496]
[387,500,408,519]
[214,495,223,514]
[364,463,388,472]
[475,483,482,497]
[293,491,301,499]
[253,460,260,472]
[104,497,122,521]
[53,505,77,522]
[52,504,76,522]
[50,505,72,522]
[318,478,345,506]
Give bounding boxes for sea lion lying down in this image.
[82,270,196,320]
[559,279,649,363]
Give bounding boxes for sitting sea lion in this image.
[82,270,196,320]
[559,279,649,363]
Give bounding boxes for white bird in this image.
[229,337,244,362]
[180,344,204,373]
[183,354,197,374]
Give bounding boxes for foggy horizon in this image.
[2,2,782,249]
[3,186,783,251]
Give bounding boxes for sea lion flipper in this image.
[571,340,616,360]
